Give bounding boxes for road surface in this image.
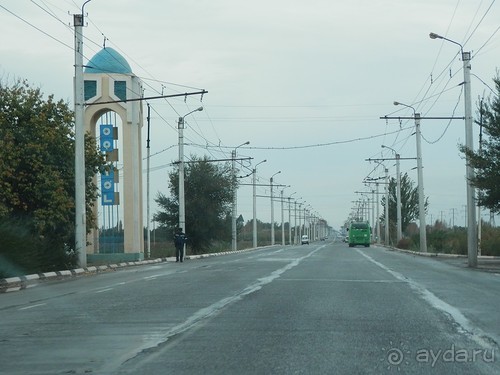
[1,240,499,374]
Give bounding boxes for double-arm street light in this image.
[252,159,267,248]
[270,171,281,245]
[430,32,477,267]
[178,106,203,259]
[280,186,291,245]
[232,141,250,251]
[382,145,402,243]
[394,101,427,252]
[293,197,302,245]
[288,192,296,245]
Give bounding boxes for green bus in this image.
[348,221,371,247]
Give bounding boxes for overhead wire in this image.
[0,4,73,50]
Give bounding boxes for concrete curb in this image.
[384,246,467,258]
[381,245,500,273]
[0,246,263,293]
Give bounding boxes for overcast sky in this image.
[1,1,500,233]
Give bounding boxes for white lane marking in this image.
[356,249,496,348]
[19,303,46,311]
[95,288,114,293]
[280,278,404,283]
[105,246,325,370]
[258,258,299,262]
[143,274,161,280]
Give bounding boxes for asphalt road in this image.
[1,240,499,374]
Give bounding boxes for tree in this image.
[0,80,106,275]
[380,172,429,236]
[153,155,236,254]
[461,76,500,212]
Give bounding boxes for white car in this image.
[301,235,309,245]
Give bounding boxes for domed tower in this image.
[84,47,144,261]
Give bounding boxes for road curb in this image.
[382,245,500,273]
[0,246,263,293]
[385,246,467,258]
[0,259,169,293]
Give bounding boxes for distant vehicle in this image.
[344,235,349,243]
[348,221,371,247]
[301,234,309,245]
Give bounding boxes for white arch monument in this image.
[83,47,144,261]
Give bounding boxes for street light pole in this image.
[231,141,250,251]
[270,171,281,245]
[288,192,296,245]
[252,159,266,248]
[146,103,151,259]
[281,189,285,245]
[294,200,297,244]
[384,168,390,245]
[73,1,92,267]
[178,106,203,260]
[371,189,375,243]
[382,145,402,242]
[376,182,380,243]
[298,202,303,240]
[430,32,477,266]
[394,102,427,252]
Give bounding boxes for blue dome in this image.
[85,47,132,74]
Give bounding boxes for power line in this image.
[0,4,73,50]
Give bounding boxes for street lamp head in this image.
[234,140,250,153]
[429,32,442,40]
[255,159,266,167]
[196,106,203,112]
[429,32,463,51]
[393,101,416,114]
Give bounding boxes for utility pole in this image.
[366,155,411,246]
[294,200,298,244]
[231,141,249,251]
[287,193,295,245]
[415,112,427,252]
[178,107,203,260]
[477,97,484,256]
[382,109,463,252]
[73,1,91,267]
[376,183,380,243]
[146,103,151,259]
[382,146,402,242]
[270,171,281,245]
[463,49,477,266]
[385,168,389,245]
[429,32,477,266]
[252,160,266,248]
[281,189,285,245]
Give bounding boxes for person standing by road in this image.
[174,227,187,262]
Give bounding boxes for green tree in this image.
[0,80,106,276]
[461,76,500,212]
[380,172,429,236]
[153,155,236,254]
